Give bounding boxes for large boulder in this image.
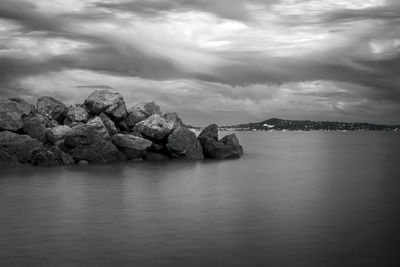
[46,125,72,144]
[198,123,218,141]
[198,124,243,159]
[64,117,125,163]
[99,112,118,135]
[0,131,45,163]
[134,114,175,140]
[67,105,89,122]
[111,134,152,160]
[166,126,203,159]
[23,115,47,143]
[84,90,127,120]
[120,108,148,130]
[0,98,34,132]
[36,96,68,123]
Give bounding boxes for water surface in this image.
[1,131,399,266]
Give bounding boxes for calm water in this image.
[1,131,399,267]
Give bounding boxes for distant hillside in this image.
[221,118,400,131]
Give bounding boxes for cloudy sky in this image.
[1,0,400,125]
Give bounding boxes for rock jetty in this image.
[0,90,243,167]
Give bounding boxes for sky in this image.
[0,0,400,126]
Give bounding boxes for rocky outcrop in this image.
[198,124,243,159]
[37,96,68,123]
[166,126,203,159]
[134,114,175,140]
[111,134,152,160]
[1,90,243,167]
[84,90,127,120]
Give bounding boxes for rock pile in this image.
[0,90,243,167]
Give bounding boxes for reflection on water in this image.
[1,132,399,266]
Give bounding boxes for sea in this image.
[1,131,399,267]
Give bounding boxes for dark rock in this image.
[45,119,59,128]
[0,131,45,163]
[220,134,244,158]
[150,142,164,152]
[134,114,175,140]
[0,150,20,166]
[51,146,75,165]
[134,101,162,117]
[164,112,183,126]
[78,160,89,165]
[111,134,152,160]
[99,112,118,135]
[64,117,125,163]
[84,90,127,120]
[0,98,34,132]
[198,123,218,141]
[36,96,68,123]
[32,150,57,167]
[23,115,46,143]
[46,125,72,144]
[144,152,169,161]
[120,108,147,130]
[166,126,203,159]
[67,105,89,122]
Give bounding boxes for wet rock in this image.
[36,96,68,123]
[46,125,72,144]
[0,150,20,166]
[51,146,75,165]
[166,126,203,159]
[134,114,175,140]
[32,150,57,167]
[22,115,46,143]
[84,90,127,120]
[144,152,169,161]
[111,134,152,160]
[64,117,125,163]
[67,105,89,122]
[0,131,45,163]
[99,112,118,135]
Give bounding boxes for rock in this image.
[0,98,34,132]
[198,123,218,141]
[111,134,152,160]
[78,160,89,165]
[45,120,59,128]
[0,150,20,166]
[67,105,89,122]
[0,131,45,163]
[51,146,75,165]
[144,152,169,161]
[120,108,148,130]
[64,117,125,163]
[99,112,118,135]
[198,124,243,159]
[84,90,127,120]
[46,125,72,144]
[22,115,46,143]
[32,150,57,167]
[134,114,175,140]
[134,101,162,117]
[166,126,203,159]
[164,112,183,126]
[36,96,68,123]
